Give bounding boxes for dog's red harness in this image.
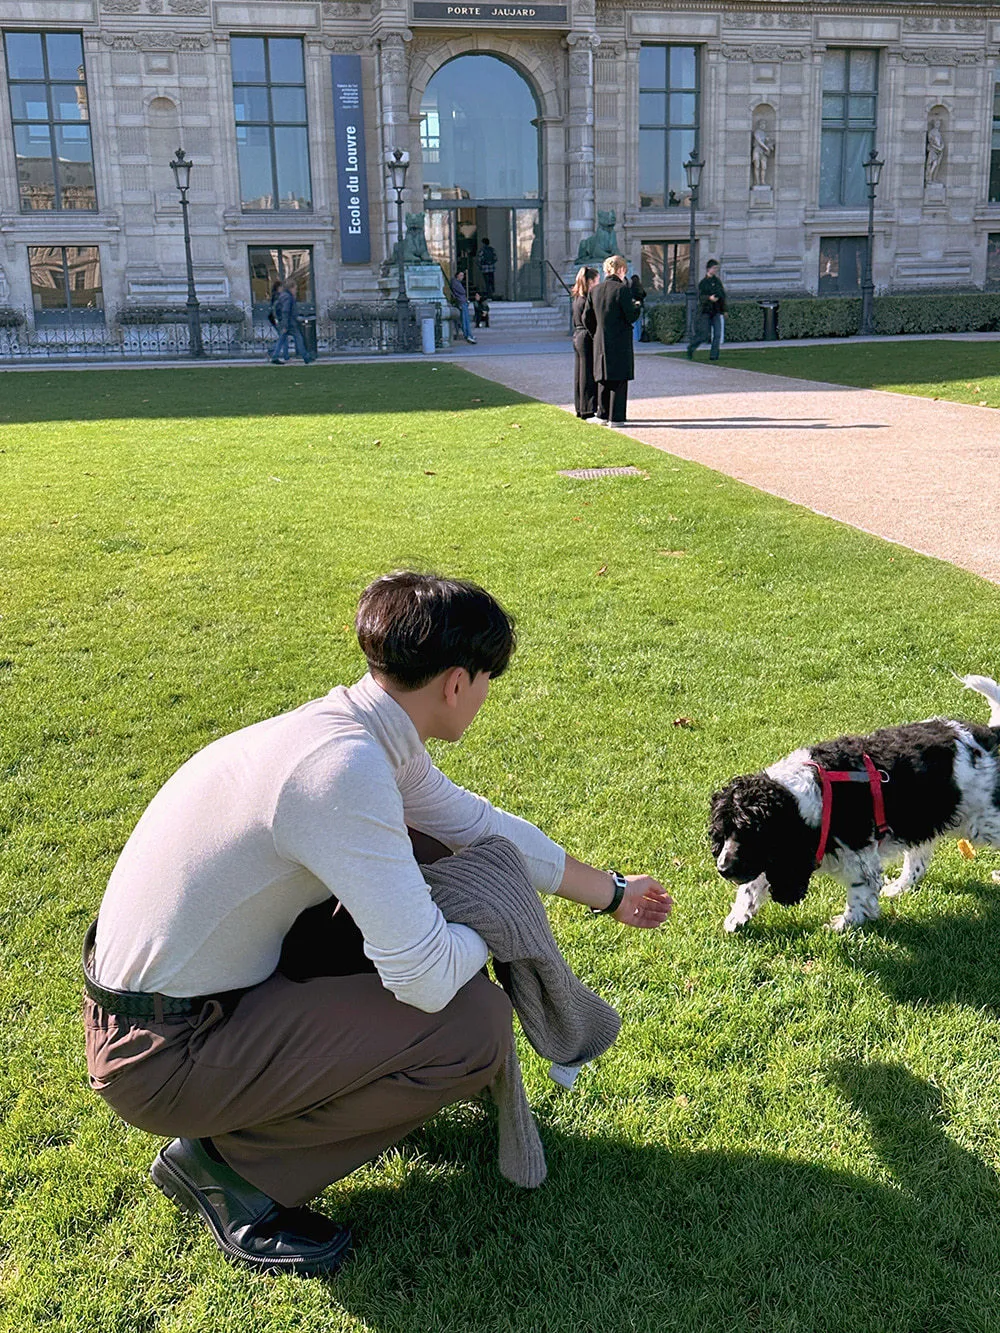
[808,753,890,866]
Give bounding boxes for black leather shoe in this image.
[151,1137,351,1276]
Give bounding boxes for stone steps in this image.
[481,301,568,332]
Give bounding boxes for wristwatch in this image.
[591,870,628,916]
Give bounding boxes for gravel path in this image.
[459,343,1000,585]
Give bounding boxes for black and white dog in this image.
[709,675,1000,932]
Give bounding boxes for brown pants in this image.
[85,839,513,1208]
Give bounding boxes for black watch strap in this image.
[592,870,628,916]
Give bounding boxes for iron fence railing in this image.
[0,304,430,363]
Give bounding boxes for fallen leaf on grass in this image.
[471,397,483,402]
[673,716,694,728]
[268,475,284,483]
[595,563,607,576]
[372,439,381,446]
[510,423,521,429]
[658,549,686,557]
[424,470,436,476]
[674,1094,690,1107]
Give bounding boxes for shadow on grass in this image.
[845,877,1000,1015]
[0,364,528,425]
[322,1063,999,1333]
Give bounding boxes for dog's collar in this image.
[808,753,890,867]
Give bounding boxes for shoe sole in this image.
[151,1150,351,1277]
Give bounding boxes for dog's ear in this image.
[762,793,817,906]
[708,787,729,856]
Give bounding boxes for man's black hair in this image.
[706,258,720,270]
[356,571,516,689]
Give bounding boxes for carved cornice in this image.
[100,30,213,49]
[895,45,985,61]
[322,34,367,50]
[722,42,806,60]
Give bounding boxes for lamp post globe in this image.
[859,146,884,339]
[683,151,705,343]
[169,147,204,358]
[385,147,412,351]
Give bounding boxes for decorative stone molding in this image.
[903,17,985,35]
[896,47,985,65]
[575,0,595,15]
[323,35,366,51]
[101,0,141,12]
[722,43,805,62]
[168,0,209,12]
[101,31,213,50]
[323,1,366,15]
[565,30,601,49]
[408,32,562,121]
[723,12,810,30]
[596,7,624,26]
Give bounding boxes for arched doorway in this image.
[419,54,543,301]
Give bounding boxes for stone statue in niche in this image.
[751,118,775,186]
[575,209,618,263]
[925,117,945,185]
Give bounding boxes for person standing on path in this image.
[571,265,599,419]
[269,280,314,365]
[478,238,498,297]
[584,254,641,425]
[687,259,727,362]
[83,571,673,1277]
[450,270,477,344]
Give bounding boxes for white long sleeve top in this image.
[94,673,566,1011]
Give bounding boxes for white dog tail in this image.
[959,674,1000,725]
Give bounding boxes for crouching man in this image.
[83,571,672,1276]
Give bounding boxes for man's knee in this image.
[443,974,512,1081]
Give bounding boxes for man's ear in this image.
[441,666,469,709]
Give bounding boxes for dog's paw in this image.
[993,870,1000,885]
[723,910,749,933]
[881,878,910,898]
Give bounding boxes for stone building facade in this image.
[2,0,1000,330]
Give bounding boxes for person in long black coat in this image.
[571,265,599,418]
[583,255,641,424]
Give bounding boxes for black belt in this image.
[82,920,244,1021]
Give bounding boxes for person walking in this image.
[478,238,498,298]
[687,258,727,362]
[269,280,314,365]
[584,254,641,425]
[450,270,477,344]
[82,571,672,1277]
[571,265,599,419]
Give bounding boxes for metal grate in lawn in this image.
[558,466,647,479]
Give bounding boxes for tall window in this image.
[989,84,1000,203]
[638,45,698,210]
[28,246,103,318]
[231,36,311,210]
[4,31,96,211]
[820,48,878,208]
[640,241,690,295]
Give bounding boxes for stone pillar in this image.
[564,30,599,262]
[373,29,413,261]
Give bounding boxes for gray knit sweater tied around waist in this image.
[421,835,621,1187]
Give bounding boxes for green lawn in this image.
[4,363,1000,1332]
[713,338,1000,408]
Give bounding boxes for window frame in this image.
[4,29,97,212]
[820,46,879,209]
[640,240,691,297]
[27,244,104,323]
[231,34,313,212]
[638,43,700,212]
[818,236,866,296]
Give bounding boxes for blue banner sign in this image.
[331,54,371,264]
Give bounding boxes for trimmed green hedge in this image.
[648,291,1000,344]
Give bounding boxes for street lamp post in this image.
[860,146,884,338]
[169,147,204,358]
[683,151,705,343]
[385,147,412,351]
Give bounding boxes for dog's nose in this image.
[716,838,739,875]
